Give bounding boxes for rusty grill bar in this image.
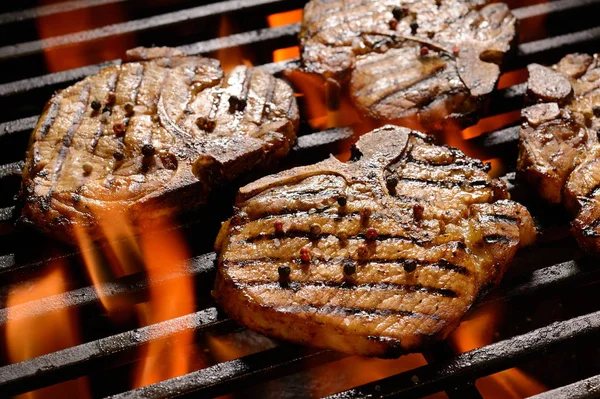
[1,0,600,398]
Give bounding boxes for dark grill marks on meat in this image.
[517,53,600,253]
[46,83,92,210]
[214,125,535,357]
[20,47,299,243]
[299,0,516,131]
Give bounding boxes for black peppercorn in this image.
[386,176,398,189]
[392,6,408,20]
[196,116,216,132]
[403,260,417,273]
[410,22,419,34]
[91,100,101,111]
[343,260,356,276]
[142,144,155,157]
[278,265,291,279]
[113,151,124,161]
[337,196,347,206]
[228,95,247,113]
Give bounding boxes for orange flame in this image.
[307,354,446,398]
[73,209,195,389]
[133,217,196,387]
[267,10,303,62]
[217,15,253,71]
[36,0,131,72]
[449,302,546,398]
[5,261,91,399]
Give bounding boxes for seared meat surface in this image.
[21,47,299,242]
[299,0,516,130]
[214,125,535,357]
[518,53,600,253]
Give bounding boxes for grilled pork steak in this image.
[299,0,516,130]
[517,54,600,253]
[20,47,299,242]
[214,125,535,357]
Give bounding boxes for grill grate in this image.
[1,0,600,398]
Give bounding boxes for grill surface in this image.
[1,0,600,398]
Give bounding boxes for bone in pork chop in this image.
[214,125,535,357]
[20,47,299,243]
[299,0,516,131]
[517,54,600,253]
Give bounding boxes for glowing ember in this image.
[5,261,91,399]
[449,302,546,398]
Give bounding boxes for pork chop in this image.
[299,0,516,131]
[20,47,299,243]
[517,53,600,253]
[214,125,535,357]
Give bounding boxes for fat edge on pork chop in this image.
[214,125,535,357]
[299,0,516,131]
[517,53,600,253]
[20,47,299,243]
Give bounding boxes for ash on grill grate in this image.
[1,0,600,398]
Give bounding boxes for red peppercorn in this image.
[366,227,378,241]
[113,122,126,135]
[106,91,116,105]
[413,204,424,221]
[274,220,284,234]
[389,19,398,30]
[300,247,312,263]
[453,46,460,56]
[357,244,368,258]
[420,46,429,56]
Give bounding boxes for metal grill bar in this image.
[0,0,129,25]
[511,0,600,20]
[0,307,236,397]
[529,374,600,399]
[325,311,600,399]
[469,125,519,152]
[517,26,600,66]
[110,347,346,399]
[0,252,215,327]
[0,116,37,137]
[0,61,119,97]
[0,22,298,99]
[0,0,304,61]
[0,160,22,179]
